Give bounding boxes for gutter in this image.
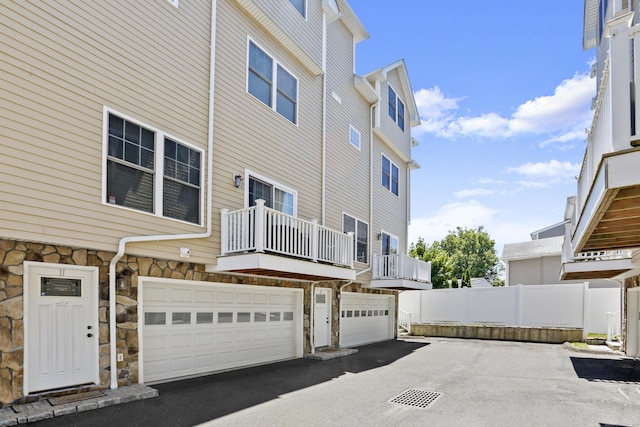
[108,0,218,390]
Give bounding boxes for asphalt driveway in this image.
[33,338,640,427]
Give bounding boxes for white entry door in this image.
[314,288,331,348]
[26,263,99,394]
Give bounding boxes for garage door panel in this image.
[195,290,214,303]
[340,293,394,347]
[142,280,302,383]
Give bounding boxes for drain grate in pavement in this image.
[48,390,105,406]
[389,388,442,409]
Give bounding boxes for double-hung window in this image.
[105,111,202,224]
[381,154,399,196]
[248,174,296,215]
[388,85,405,131]
[248,40,298,124]
[343,214,368,264]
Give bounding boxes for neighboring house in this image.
[502,223,618,288]
[560,0,640,358]
[0,0,430,405]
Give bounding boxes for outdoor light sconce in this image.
[116,269,133,291]
[376,233,382,240]
[116,275,130,291]
[234,174,243,188]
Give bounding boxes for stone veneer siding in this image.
[0,238,393,405]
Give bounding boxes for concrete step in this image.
[606,340,622,351]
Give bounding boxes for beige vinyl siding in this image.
[0,1,214,262]
[323,17,370,250]
[380,72,412,160]
[249,0,323,67]
[209,0,323,257]
[372,136,409,256]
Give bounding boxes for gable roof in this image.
[334,0,369,43]
[364,59,421,127]
[501,236,564,261]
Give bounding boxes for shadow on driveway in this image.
[570,357,640,384]
[34,340,428,427]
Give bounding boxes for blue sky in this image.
[348,0,595,256]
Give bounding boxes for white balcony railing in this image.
[220,200,354,268]
[372,253,431,282]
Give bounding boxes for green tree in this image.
[410,226,504,287]
[439,226,502,285]
[409,237,452,289]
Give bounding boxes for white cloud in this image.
[414,73,594,144]
[408,200,497,246]
[506,159,580,179]
[454,188,494,199]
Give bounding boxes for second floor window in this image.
[388,86,405,131]
[105,112,202,224]
[381,154,399,196]
[248,40,298,124]
[248,175,296,215]
[381,232,398,256]
[343,214,368,264]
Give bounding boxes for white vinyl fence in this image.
[399,283,620,335]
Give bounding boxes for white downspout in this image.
[321,13,327,225]
[108,0,218,390]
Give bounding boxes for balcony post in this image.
[609,17,632,150]
[255,199,265,253]
[311,219,318,262]
[631,26,640,141]
[398,253,403,279]
[220,208,229,255]
[347,231,354,268]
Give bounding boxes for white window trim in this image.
[388,83,405,131]
[343,212,369,264]
[349,125,361,150]
[246,37,299,126]
[244,169,298,216]
[102,106,204,226]
[381,153,399,196]
[380,230,399,255]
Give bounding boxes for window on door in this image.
[343,214,368,263]
[247,174,296,215]
[381,232,398,256]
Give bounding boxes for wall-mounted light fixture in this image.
[234,174,243,188]
[376,233,382,240]
[116,268,133,291]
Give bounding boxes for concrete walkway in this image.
[12,338,640,426]
[0,384,157,426]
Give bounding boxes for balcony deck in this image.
[367,254,432,290]
[209,200,356,281]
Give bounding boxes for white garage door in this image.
[140,279,303,383]
[339,292,395,347]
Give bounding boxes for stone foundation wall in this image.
[0,238,389,404]
[410,324,583,344]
